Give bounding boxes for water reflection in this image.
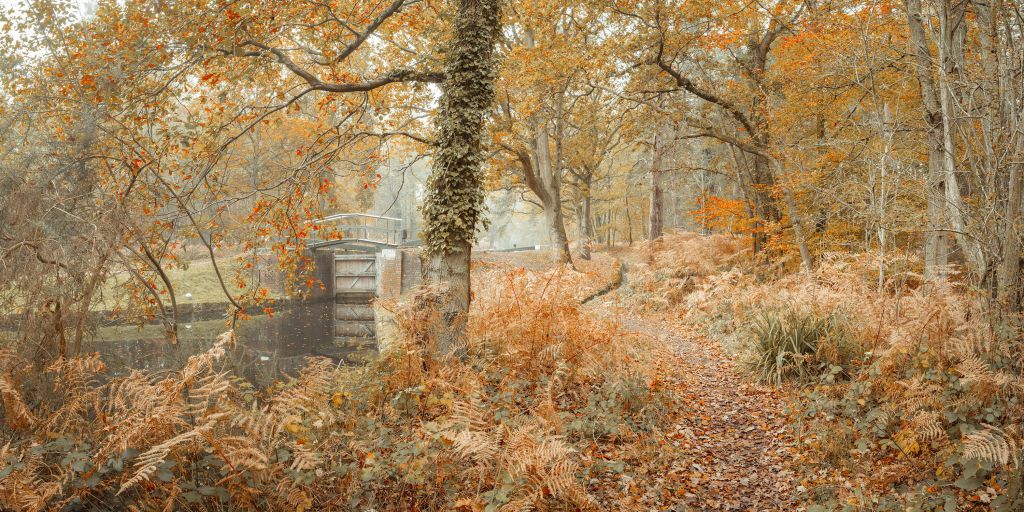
[86,299,377,387]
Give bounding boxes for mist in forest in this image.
[371,153,549,250]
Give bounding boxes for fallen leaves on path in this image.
[617,313,800,511]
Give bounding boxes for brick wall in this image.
[367,247,424,299]
[400,248,423,293]
[310,249,336,300]
[378,249,403,299]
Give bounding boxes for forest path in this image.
[626,316,798,511]
[587,263,799,510]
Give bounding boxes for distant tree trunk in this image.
[780,178,814,273]
[575,172,593,260]
[513,123,573,267]
[544,191,572,264]
[505,29,574,267]
[534,120,572,265]
[421,0,502,356]
[649,128,665,240]
[625,193,634,246]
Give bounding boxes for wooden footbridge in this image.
[306,213,410,252]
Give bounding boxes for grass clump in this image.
[748,308,857,385]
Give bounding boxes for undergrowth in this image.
[625,233,1024,510]
[0,263,679,511]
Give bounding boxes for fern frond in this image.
[910,411,946,442]
[962,425,1017,467]
[118,412,229,494]
[452,429,499,464]
[0,374,35,430]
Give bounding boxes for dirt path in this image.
[623,315,799,511]
[531,253,800,510]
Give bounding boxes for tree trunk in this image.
[545,195,573,265]
[973,0,1022,310]
[905,0,951,280]
[782,181,814,273]
[535,129,573,265]
[625,193,634,246]
[998,163,1023,309]
[935,2,985,276]
[575,172,593,260]
[649,128,665,240]
[516,29,574,267]
[425,245,472,355]
[923,132,949,278]
[748,46,782,254]
[420,0,502,356]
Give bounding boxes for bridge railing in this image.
[309,213,406,247]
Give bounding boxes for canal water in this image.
[84,299,378,387]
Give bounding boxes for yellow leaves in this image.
[894,429,921,457]
[284,416,303,434]
[291,490,313,512]
[330,390,351,407]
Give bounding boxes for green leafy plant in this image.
[748,308,855,385]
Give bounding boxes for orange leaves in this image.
[690,195,754,234]
[200,72,221,85]
[79,74,97,89]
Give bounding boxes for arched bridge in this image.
[306,213,415,252]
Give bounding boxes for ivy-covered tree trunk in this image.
[421,0,502,356]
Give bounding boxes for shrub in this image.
[621,233,751,312]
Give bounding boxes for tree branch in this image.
[654,37,758,136]
[236,40,443,93]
